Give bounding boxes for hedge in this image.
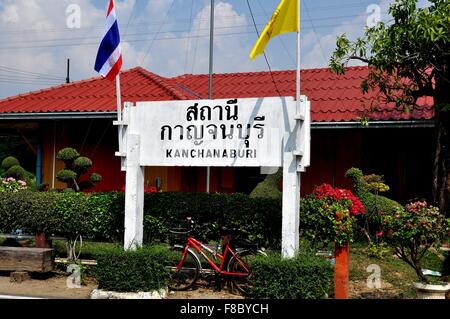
[0,191,282,249]
[249,252,333,299]
[94,245,170,292]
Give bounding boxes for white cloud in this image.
[137,1,266,77]
[300,0,396,69]
[0,0,137,98]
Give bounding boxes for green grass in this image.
[52,240,121,260]
[349,244,446,298]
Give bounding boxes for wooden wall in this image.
[35,119,433,203]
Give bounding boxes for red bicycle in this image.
[167,217,266,295]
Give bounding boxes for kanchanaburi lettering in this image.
[160,98,266,149]
[166,148,257,159]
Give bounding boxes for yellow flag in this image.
[250,0,298,60]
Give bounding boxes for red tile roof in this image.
[0,66,434,122]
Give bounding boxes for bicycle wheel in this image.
[227,249,264,296]
[167,246,200,291]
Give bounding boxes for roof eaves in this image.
[312,119,434,129]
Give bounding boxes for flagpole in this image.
[116,74,122,121]
[206,0,214,194]
[296,0,301,104]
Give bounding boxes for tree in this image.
[56,147,102,192]
[330,0,450,216]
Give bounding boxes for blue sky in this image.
[0,0,430,99]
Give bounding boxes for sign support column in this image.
[281,0,303,258]
[124,132,145,250]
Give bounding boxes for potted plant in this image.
[380,201,450,299]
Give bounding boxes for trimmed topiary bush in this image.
[249,252,333,299]
[94,246,171,292]
[345,168,402,243]
[57,169,77,183]
[1,156,20,170]
[346,168,402,216]
[56,147,102,192]
[56,148,80,162]
[5,165,28,181]
[74,157,92,169]
[90,173,103,183]
[250,169,282,201]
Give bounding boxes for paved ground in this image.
[0,273,97,299]
[0,273,243,299]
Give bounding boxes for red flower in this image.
[312,183,366,216]
[145,186,158,193]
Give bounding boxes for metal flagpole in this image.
[116,74,122,122]
[206,0,215,193]
[296,1,301,103]
[116,73,123,163]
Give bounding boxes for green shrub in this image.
[144,215,169,243]
[346,168,402,221]
[1,156,20,170]
[249,252,333,299]
[56,148,80,162]
[94,245,170,292]
[90,173,103,183]
[0,191,281,248]
[85,192,124,241]
[57,169,77,183]
[74,157,92,169]
[5,165,27,181]
[250,169,282,201]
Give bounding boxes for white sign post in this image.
[115,96,310,256]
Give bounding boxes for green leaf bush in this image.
[0,192,281,249]
[1,156,20,170]
[94,245,171,292]
[249,252,333,299]
[74,157,93,170]
[5,165,28,181]
[56,148,80,162]
[57,169,77,183]
[380,200,450,283]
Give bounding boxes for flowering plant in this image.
[144,186,158,193]
[380,201,450,283]
[301,184,365,246]
[0,177,28,193]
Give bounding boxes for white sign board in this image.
[129,97,296,167]
[116,95,310,257]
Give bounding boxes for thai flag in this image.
[94,0,122,81]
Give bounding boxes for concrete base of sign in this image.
[90,288,168,300]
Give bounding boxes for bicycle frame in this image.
[176,236,250,277]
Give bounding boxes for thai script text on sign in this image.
[133,97,296,167]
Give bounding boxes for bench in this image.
[0,247,54,273]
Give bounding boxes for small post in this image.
[66,59,70,84]
[334,242,350,299]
